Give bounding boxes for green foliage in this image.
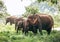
[53,14,60,27]
[0,23,60,42]
[25,6,39,14]
[37,0,47,3]
[0,13,4,18]
[0,0,10,18]
[0,0,4,7]
[51,0,57,4]
[37,0,57,4]
[37,0,41,3]
[22,12,31,17]
[58,6,60,11]
[22,6,39,17]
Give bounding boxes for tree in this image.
[25,6,39,14]
[21,0,58,4]
[0,0,10,18]
[22,6,39,17]
[37,0,57,4]
[22,0,58,17]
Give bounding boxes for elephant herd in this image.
[5,14,54,35]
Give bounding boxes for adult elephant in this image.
[26,14,54,35]
[5,16,17,25]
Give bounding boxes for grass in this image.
[53,14,60,28]
[0,23,60,42]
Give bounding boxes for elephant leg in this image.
[22,27,28,35]
[25,30,28,36]
[5,21,7,25]
[5,20,9,25]
[16,28,18,33]
[10,22,12,25]
[15,24,17,30]
[15,26,16,30]
[33,29,37,35]
[46,28,51,35]
[39,28,43,35]
[33,27,37,35]
[22,28,24,34]
[38,25,43,35]
[24,27,29,35]
[16,26,18,33]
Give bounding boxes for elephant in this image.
[26,14,54,35]
[23,14,42,35]
[16,14,54,35]
[16,18,35,35]
[5,16,17,25]
[16,15,41,35]
[15,17,25,33]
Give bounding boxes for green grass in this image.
[0,23,60,42]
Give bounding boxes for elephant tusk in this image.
[33,18,37,24]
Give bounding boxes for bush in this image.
[0,24,60,42]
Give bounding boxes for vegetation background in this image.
[0,0,60,42]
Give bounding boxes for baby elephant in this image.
[15,17,26,33]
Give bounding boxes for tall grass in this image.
[0,23,60,42]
